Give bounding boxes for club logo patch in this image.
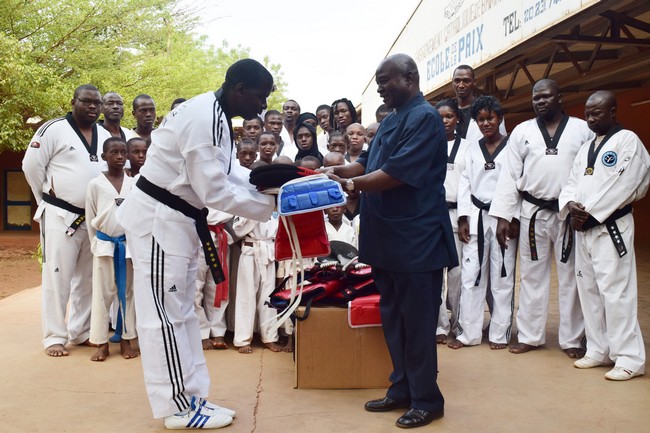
[30,141,40,148]
[602,151,617,167]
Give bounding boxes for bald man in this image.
[326,53,456,428]
[490,79,593,358]
[559,90,649,381]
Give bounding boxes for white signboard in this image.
[362,0,602,122]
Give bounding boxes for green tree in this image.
[0,0,286,151]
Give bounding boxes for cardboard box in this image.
[295,306,392,389]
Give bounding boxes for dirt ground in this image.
[0,233,41,299]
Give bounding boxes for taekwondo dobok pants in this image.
[457,219,517,345]
[516,214,584,349]
[127,230,209,418]
[575,213,645,374]
[437,208,463,336]
[195,235,229,340]
[40,204,93,348]
[89,255,136,344]
[233,239,278,346]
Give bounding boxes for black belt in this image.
[582,205,632,258]
[471,195,507,285]
[447,201,457,209]
[42,192,85,236]
[136,176,225,283]
[520,192,573,263]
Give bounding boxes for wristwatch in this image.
[345,178,355,192]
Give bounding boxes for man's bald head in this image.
[380,54,420,87]
[587,90,617,110]
[533,79,560,94]
[585,90,617,135]
[375,53,420,110]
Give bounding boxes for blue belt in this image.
[96,231,128,338]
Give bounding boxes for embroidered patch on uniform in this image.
[115,198,124,206]
[30,141,40,148]
[89,154,98,162]
[577,270,583,277]
[168,285,177,293]
[602,151,617,167]
[69,146,76,151]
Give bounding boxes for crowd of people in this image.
[21,56,649,430]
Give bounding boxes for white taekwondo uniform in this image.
[559,126,649,374]
[325,216,358,249]
[86,173,136,344]
[490,115,593,349]
[195,208,234,341]
[456,136,517,345]
[22,113,111,349]
[116,91,275,418]
[232,214,279,347]
[437,136,470,337]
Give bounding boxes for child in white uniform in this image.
[195,209,234,350]
[232,213,281,353]
[86,137,138,361]
[324,206,357,248]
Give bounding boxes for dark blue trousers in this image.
[374,268,444,412]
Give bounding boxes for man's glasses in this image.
[76,98,103,107]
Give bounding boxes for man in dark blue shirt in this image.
[326,53,457,429]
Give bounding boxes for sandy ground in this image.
[0,233,41,299]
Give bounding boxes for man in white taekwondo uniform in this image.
[23,84,111,357]
[117,59,276,429]
[490,79,593,358]
[559,90,649,381]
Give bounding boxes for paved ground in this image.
[1,250,649,432]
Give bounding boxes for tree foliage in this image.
[0,0,286,151]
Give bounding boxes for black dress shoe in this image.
[396,408,444,428]
[364,397,411,412]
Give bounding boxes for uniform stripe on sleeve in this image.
[36,117,65,137]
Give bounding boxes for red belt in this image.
[208,224,229,307]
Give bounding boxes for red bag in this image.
[348,294,382,328]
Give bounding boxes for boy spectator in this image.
[86,137,139,361]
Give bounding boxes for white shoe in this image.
[194,397,236,418]
[605,367,643,381]
[573,356,612,369]
[164,408,232,430]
